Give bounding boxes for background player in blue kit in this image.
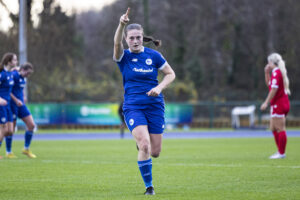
[0,52,16,159]
[0,64,11,160]
[113,8,176,195]
[9,62,36,158]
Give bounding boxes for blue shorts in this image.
[11,104,31,121]
[0,105,13,124]
[123,103,165,134]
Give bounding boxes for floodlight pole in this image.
[19,0,28,101]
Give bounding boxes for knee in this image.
[151,147,161,158]
[27,123,36,131]
[139,140,151,154]
[151,151,160,158]
[6,128,14,135]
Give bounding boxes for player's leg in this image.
[5,120,16,158]
[149,134,162,158]
[0,123,8,159]
[5,105,17,158]
[123,108,154,194]
[21,114,36,158]
[273,117,286,157]
[147,103,165,158]
[269,118,280,154]
[132,125,155,195]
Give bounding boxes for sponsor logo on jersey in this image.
[145,58,152,65]
[133,68,153,73]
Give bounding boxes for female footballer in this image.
[113,8,175,195]
[260,53,291,159]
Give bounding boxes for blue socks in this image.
[25,130,33,149]
[138,158,153,188]
[5,135,13,153]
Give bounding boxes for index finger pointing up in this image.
[125,7,130,17]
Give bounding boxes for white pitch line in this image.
[5,159,300,169]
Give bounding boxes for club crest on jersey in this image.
[145,58,152,65]
[129,119,134,126]
[132,58,138,62]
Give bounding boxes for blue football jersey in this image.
[11,70,26,103]
[115,47,167,105]
[0,70,14,102]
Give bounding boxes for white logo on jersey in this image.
[274,105,277,108]
[273,72,277,77]
[133,68,153,73]
[132,58,138,62]
[129,119,134,126]
[145,59,152,65]
[272,79,277,85]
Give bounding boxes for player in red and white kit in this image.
[260,53,291,159]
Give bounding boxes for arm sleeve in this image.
[154,51,167,70]
[113,50,125,62]
[270,72,279,89]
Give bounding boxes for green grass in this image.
[1,138,300,200]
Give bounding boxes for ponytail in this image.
[268,53,291,95]
[143,35,162,47]
[277,59,291,95]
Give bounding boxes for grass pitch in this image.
[0,137,299,200]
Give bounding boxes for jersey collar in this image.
[128,46,144,53]
[272,67,279,73]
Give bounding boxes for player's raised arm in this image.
[113,8,130,61]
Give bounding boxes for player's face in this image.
[9,55,18,67]
[268,61,276,69]
[126,29,143,53]
[20,69,33,78]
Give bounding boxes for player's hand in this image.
[260,101,268,111]
[16,99,23,107]
[120,8,130,25]
[11,66,20,71]
[0,98,7,106]
[147,86,162,97]
[264,64,271,73]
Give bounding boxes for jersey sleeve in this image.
[114,50,128,73]
[113,49,125,62]
[12,70,19,82]
[153,51,167,70]
[270,70,279,89]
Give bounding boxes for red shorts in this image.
[270,100,290,118]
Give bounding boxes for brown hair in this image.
[20,62,34,72]
[125,24,162,47]
[0,52,16,71]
